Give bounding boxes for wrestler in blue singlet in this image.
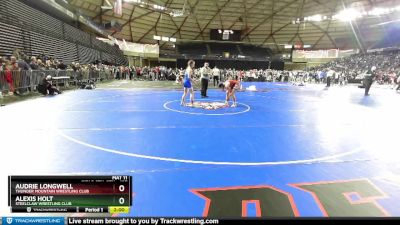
[183,71,192,88]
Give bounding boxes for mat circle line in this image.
[163,100,251,116]
[56,90,362,166]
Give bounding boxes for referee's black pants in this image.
[201,78,209,97]
[326,77,331,87]
[364,79,372,95]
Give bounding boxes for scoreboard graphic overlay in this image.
[8,176,132,213]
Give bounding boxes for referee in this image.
[364,66,376,96]
[200,62,212,98]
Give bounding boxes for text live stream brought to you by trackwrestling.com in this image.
[0,217,221,225]
[3,217,400,225]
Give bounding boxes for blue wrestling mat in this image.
[0,82,399,217]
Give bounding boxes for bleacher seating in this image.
[30,31,79,65]
[0,22,25,57]
[2,0,64,39]
[175,42,271,60]
[208,43,239,56]
[64,23,91,46]
[177,43,208,55]
[0,0,127,65]
[78,45,101,64]
[240,45,271,58]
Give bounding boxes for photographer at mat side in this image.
[38,75,62,96]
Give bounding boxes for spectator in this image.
[2,59,15,95]
[37,59,45,69]
[58,60,67,70]
[29,57,39,70]
[16,57,30,70]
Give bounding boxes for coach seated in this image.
[38,75,61,96]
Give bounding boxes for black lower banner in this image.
[66,217,400,225]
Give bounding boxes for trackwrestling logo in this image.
[2,217,64,225]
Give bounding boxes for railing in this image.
[0,69,114,92]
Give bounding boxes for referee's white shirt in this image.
[200,67,212,80]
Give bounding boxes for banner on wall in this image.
[97,37,159,57]
[121,42,159,57]
[114,0,122,15]
[292,49,339,59]
[292,49,359,62]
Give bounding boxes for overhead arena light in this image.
[308,14,322,22]
[125,0,186,17]
[124,0,141,3]
[368,7,389,16]
[284,44,293,49]
[333,8,361,21]
[162,36,169,41]
[291,5,398,24]
[221,29,233,34]
[153,35,161,40]
[303,44,311,48]
[153,4,165,10]
[169,9,184,17]
[169,37,176,42]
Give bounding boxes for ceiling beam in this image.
[218,0,224,30]
[242,0,251,42]
[111,11,155,35]
[100,0,104,24]
[164,0,180,37]
[241,0,298,41]
[153,14,163,40]
[129,6,136,42]
[187,0,205,40]
[311,1,337,49]
[155,0,173,36]
[288,33,299,45]
[271,35,282,53]
[281,0,303,48]
[298,33,304,45]
[270,0,274,34]
[309,0,336,12]
[193,0,232,40]
[308,22,338,48]
[311,33,326,49]
[137,25,156,43]
[160,0,201,48]
[294,0,305,45]
[260,22,292,46]
[267,0,276,46]
[227,0,264,30]
[92,7,111,21]
[169,17,181,39]
[138,0,173,43]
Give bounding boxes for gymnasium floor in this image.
[0,82,400,217]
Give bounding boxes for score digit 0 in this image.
[119,185,125,192]
[119,197,125,205]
